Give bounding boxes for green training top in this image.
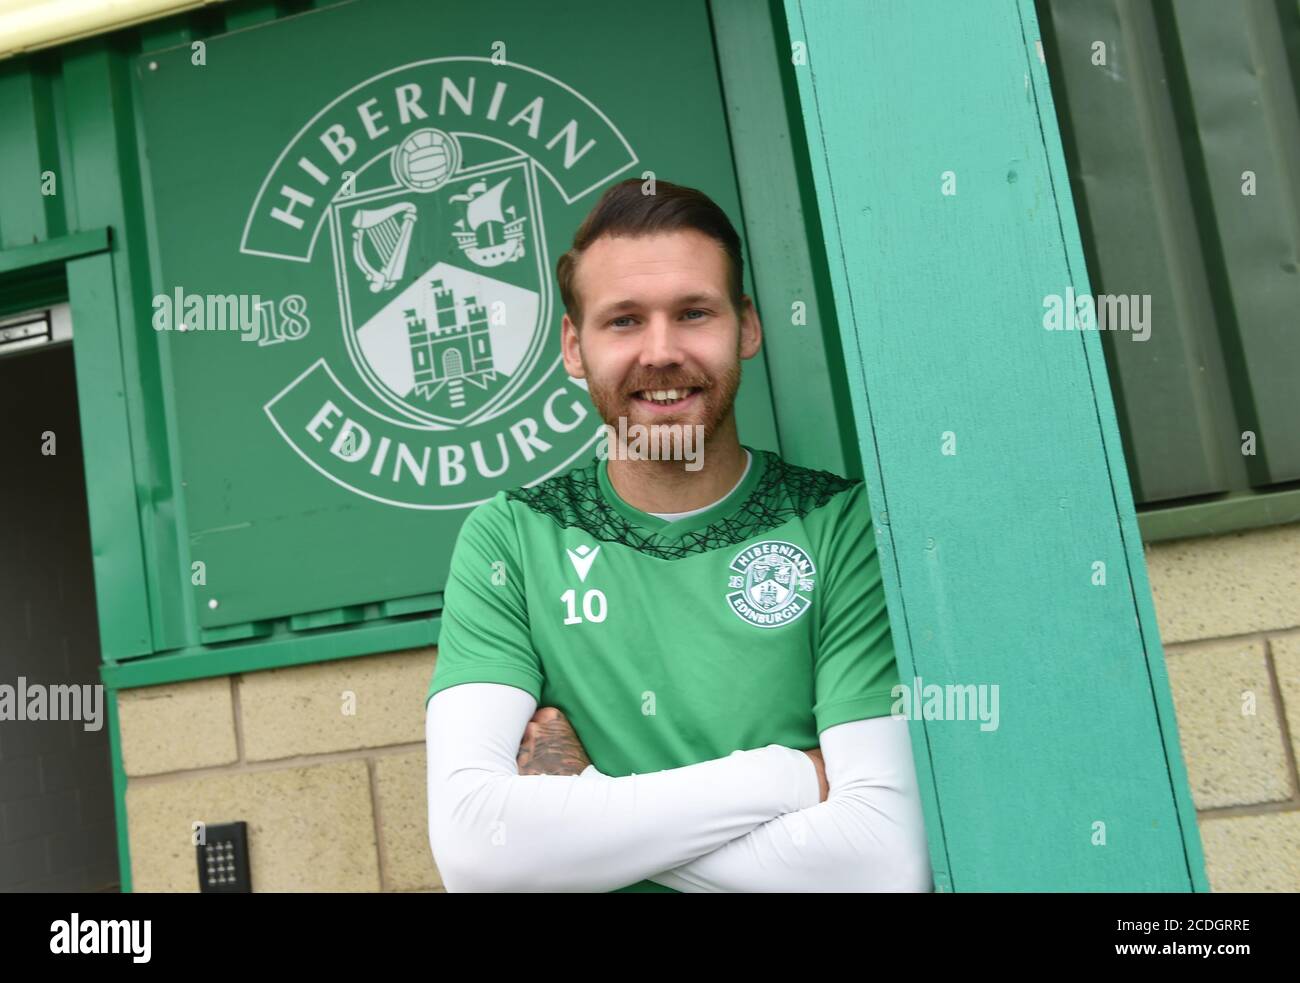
[425,446,899,892]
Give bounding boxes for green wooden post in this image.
[783,0,1208,890]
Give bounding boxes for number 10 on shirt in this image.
[561,588,608,625]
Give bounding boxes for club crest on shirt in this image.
[725,540,816,628]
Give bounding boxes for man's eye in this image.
[683,309,708,320]
[610,316,636,327]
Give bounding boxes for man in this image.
[425,178,932,892]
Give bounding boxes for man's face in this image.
[560,229,762,440]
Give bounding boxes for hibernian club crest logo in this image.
[726,541,816,628]
[332,138,548,428]
[241,57,638,509]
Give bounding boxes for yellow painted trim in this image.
[0,0,227,60]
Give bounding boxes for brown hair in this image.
[556,178,744,328]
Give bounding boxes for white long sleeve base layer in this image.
[426,681,933,892]
[426,682,820,892]
[650,706,933,892]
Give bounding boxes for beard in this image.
[584,354,742,445]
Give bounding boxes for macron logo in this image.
[566,544,600,582]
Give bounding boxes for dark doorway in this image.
[0,330,119,891]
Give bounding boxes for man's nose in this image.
[639,315,685,367]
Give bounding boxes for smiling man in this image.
[424,178,932,893]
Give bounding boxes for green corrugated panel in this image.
[1038,0,1300,504]
[1162,0,1300,487]
[0,63,59,247]
[1038,0,1236,504]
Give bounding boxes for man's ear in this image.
[738,295,762,360]
[561,313,586,379]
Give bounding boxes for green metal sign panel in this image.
[133,0,779,629]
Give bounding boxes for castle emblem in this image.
[405,278,497,411]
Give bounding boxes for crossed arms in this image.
[425,681,933,892]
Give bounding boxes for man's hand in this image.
[803,748,830,802]
[516,706,592,776]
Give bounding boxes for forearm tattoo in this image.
[517,715,592,776]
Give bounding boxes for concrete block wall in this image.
[118,648,441,892]
[1146,521,1300,892]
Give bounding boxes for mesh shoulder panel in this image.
[504,452,858,559]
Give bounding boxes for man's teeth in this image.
[637,388,696,404]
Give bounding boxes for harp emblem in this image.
[350,202,417,293]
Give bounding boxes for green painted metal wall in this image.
[0,0,862,675]
[1,41,174,662]
[1038,0,1300,510]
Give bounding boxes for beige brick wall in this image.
[1146,522,1300,892]
[118,646,444,892]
